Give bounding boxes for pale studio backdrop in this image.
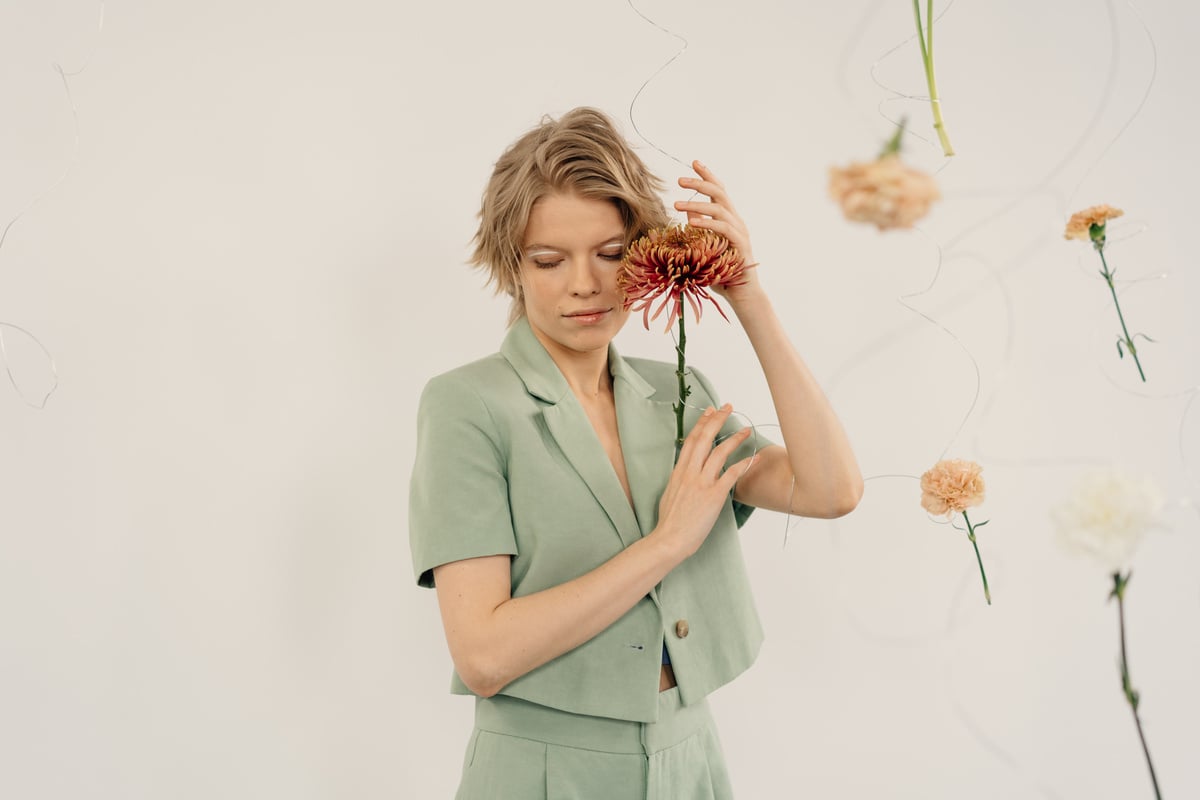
[1,0,1197,798]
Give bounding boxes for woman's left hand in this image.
[674,160,761,305]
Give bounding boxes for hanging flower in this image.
[829,120,941,231]
[1064,203,1150,381]
[618,225,746,333]
[1051,468,1164,573]
[920,458,985,517]
[1052,468,1167,799]
[1064,204,1124,243]
[920,458,992,605]
[828,156,940,231]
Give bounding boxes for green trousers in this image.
[455,688,734,799]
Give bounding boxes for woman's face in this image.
[518,192,630,362]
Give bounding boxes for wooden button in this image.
[675,619,690,639]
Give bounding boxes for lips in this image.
[565,308,611,317]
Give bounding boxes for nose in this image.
[567,257,602,296]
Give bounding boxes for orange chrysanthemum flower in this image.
[618,225,746,332]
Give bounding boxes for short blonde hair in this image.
[471,107,670,323]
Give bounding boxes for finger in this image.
[681,404,734,471]
[675,405,716,468]
[701,426,753,480]
[674,200,739,221]
[718,454,758,494]
[690,160,726,190]
[684,216,748,245]
[678,177,733,207]
[677,203,745,230]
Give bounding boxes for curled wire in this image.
[0,2,105,409]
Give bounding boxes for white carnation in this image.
[1052,469,1165,572]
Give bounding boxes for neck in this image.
[528,328,613,400]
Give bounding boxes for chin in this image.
[563,324,618,349]
[527,309,628,356]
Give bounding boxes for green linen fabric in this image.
[409,317,771,723]
[454,689,733,799]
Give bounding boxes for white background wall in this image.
[2,0,1197,797]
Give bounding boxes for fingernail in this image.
[722,403,732,411]
[703,406,714,417]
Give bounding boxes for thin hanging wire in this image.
[0,2,106,409]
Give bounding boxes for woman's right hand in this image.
[432,403,753,698]
[653,404,756,559]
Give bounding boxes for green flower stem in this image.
[912,0,955,156]
[961,510,991,605]
[673,311,688,463]
[1097,245,1147,382]
[1110,571,1163,799]
[879,118,907,159]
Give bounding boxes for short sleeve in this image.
[408,374,518,588]
[689,365,776,528]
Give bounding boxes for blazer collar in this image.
[499,317,668,555]
[499,316,655,404]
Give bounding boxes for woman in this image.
[410,107,862,798]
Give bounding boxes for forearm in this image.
[668,160,861,516]
[439,531,685,697]
[730,288,863,516]
[436,406,748,697]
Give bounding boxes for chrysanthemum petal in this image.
[618,224,745,331]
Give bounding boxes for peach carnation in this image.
[920,458,986,518]
[1064,204,1124,241]
[828,154,940,230]
[618,225,746,332]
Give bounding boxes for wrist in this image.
[727,282,774,319]
[645,522,692,569]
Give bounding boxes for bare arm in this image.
[728,296,863,518]
[433,406,753,698]
[676,161,864,519]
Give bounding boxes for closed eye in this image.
[533,259,562,269]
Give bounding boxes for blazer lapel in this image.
[501,319,643,549]
[609,353,676,539]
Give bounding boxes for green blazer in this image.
[409,317,767,723]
